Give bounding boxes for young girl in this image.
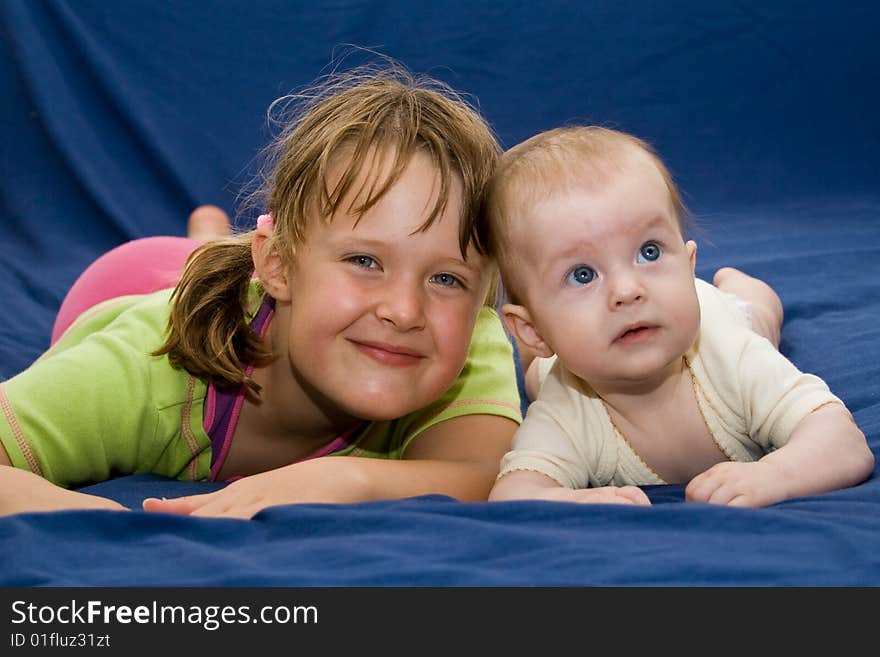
[0,65,522,519]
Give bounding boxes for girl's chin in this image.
[333,376,452,421]
[341,396,427,422]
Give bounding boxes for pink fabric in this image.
[51,236,200,344]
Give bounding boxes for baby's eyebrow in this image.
[552,237,600,261]
[638,214,678,233]
[538,243,595,280]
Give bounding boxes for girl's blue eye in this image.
[431,273,462,288]
[637,242,662,263]
[566,265,596,286]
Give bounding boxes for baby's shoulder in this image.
[532,359,605,417]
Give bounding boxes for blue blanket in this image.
[2,0,878,586]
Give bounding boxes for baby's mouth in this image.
[615,324,658,344]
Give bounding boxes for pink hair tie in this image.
[256,213,274,230]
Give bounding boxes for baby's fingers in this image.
[571,486,651,506]
[685,470,726,504]
[617,485,652,505]
[687,465,754,506]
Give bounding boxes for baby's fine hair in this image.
[154,62,501,392]
[487,125,688,303]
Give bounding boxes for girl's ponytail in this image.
[152,233,273,392]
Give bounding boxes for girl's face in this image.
[276,150,490,422]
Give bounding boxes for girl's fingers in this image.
[142,496,198,515]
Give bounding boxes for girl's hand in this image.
[142,460,355,520]
[142,492,250,519]
[143,473,300,520]
[685,461,786,507]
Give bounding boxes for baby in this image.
[486,126,873,507]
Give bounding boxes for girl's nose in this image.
[375,279,426,330]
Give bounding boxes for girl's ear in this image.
[501,303,555,359]
[251,227,292,302]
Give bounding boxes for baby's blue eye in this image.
[566,265,596,286]
[431,272,462,288]
[637,242,662,263]
[349,255,377,269]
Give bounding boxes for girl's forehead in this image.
[322,146,448,211]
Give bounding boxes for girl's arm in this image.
[0,445,127,515]
[686,403,875,506]
[143,414,519,519]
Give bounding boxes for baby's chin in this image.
[569,354,690,390]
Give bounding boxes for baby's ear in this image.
[686,240,697,273]
[251,228,291,302]
[501,303,555,359]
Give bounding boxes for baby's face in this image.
[510,154,700,390]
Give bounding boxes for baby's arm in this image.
[488,361,650,505]
[686,403,874,507]
[0,446,126,515]
[489,469,650,505]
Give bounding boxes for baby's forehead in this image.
[552,145,658,189]
[511,149,666,212]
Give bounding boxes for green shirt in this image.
[0,285,522,487]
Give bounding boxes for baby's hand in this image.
[540,485,651,506]
[685,461,786,507]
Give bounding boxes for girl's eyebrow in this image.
[441,256,483,274]
[333,235,482,272]
[333,235,390,250]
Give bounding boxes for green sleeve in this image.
[0,330,163,488]
[0,290,206,488]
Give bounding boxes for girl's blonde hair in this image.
[154,62,501,392]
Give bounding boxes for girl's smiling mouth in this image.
[350,339,425,366]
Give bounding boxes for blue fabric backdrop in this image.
[1,0,879,586]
